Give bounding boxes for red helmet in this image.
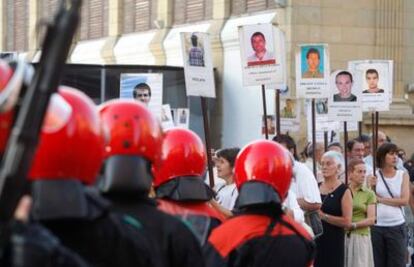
[234,140,292,201]
[98,99,163,162]
[152,128,206,187]
[28,87,105,184]
[0,61,14,153]
[0,58,32,154]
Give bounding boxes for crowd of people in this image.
[1,57,414,267]
[268,132,414,267]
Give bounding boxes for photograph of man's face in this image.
[336,74,352,96]
[245,29,275,66]
[307,50,320,71]
[133,83,151,106]
[333,71,357,102]
[251,32,266,55]
[363,69,384,94]
[366,71,378,89]
[301,46,324,79]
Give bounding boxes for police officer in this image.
[152,128,225,243]
[27,88,161,267]
[0,59,91,267]
[204,140,316,267]
[97,99,205,267]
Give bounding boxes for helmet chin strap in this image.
[0,59,33,113]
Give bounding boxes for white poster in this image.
[239,24,285,87]
[296,44,330,98]
[180,32,216,98]
[175,108,190,129]
[348,60,393,112]
[306,98,340,142]
[120,73,163,119]
[160,104,175,130]
[328,70,362,122]
[279,98,300,132]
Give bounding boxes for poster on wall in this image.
[296,44,330,98]
[238,24,286,87]
[180,32,216,98]
[348,60,393,112]
[119,73,163,119]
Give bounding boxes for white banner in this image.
[239,24,286,87]
[348,60,393,111]
[181,32,216,98]
[296,44,330,99]
[120,73,163,119]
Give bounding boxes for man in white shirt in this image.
[273,135,322,212]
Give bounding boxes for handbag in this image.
[304,210,323,239]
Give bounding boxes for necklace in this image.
[323,181,339,198]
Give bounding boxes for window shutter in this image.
[231,0,276,15]
[79,0,108,40]
[122,0,155,33]
[6,0,28,51]
[173,0,211,25]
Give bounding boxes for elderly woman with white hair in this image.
[314,151,353,267]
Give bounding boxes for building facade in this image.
[1,0,414,154]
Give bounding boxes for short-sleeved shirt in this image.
[302,70,323,79]
[349,186,376,236]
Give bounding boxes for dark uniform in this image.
[107,196,205,267]
[203,140,316,267]
[1,220,90,267]
[31,181,161,267]
[98,99,205,267]
[26,88,162,267]
[152,128,227,244]
[204,210,315,267]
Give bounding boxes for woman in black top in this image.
[315,151,353,267]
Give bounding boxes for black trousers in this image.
[371,224,407,267]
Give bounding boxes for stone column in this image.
[149,0,173,65]
[102,0,123,63]
[0,0,5,51]
[208,0,231,148]
[26,0,39,59]
[375,0,405,99]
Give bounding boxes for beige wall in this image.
[2,0,414,153]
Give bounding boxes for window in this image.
[173,0,213,25]
[79,0,109,40]
[123,0,157,33]
[231,0,276,16]
[5,0,29,51]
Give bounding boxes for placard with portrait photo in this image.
[239,24,285,87]
[296,44,330,98]
[175,108,190,129]
[160,104,175,130]
[261,115,276,136]
[348,60,392,112]
[328,70,362,122]
[279,98,300,132]
[120,73,163,119]
[180,32,216,98]
[305,98,340,142]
